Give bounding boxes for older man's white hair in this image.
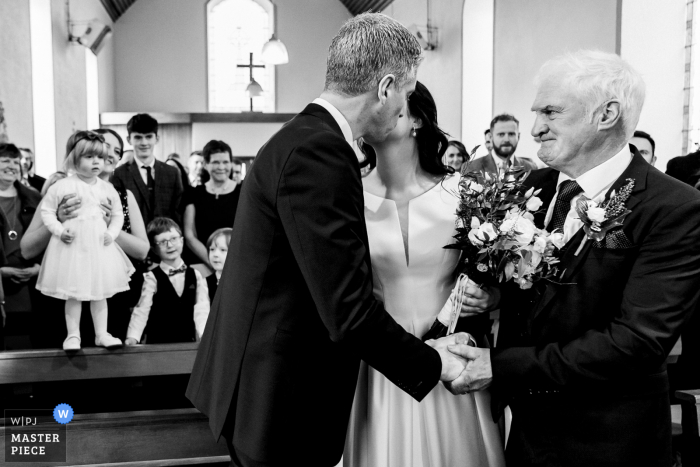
[534,50,646,140]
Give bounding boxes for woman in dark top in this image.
[0,143,41,349]
[184,140,241,267]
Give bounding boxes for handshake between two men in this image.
[427,278,498,395]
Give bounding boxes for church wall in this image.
[50,0,115,169]
[112,0,351,114]
[0,0,35,151]
[383,0,465,142]
[492,0,619,165]
[621,0,687,172]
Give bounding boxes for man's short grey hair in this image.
[324,13,422,96]
[535,50,646,139]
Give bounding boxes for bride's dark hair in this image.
[359,81,452,176]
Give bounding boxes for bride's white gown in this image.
[343,174,505,467]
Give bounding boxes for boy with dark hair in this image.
[125,217,209,345]
[111,114,184,227]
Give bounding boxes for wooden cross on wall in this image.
[237,52,265,112]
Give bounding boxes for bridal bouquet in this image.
[446,167,565,292]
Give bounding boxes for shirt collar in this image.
[159,259,185,273]
[556,145,633,201]
[312,98,354,146]
[135,157,155,170]
[491,153,512,170]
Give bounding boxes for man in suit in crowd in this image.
[630,130,656,166]
[667,147,700,188]
[187,13,466,467]
[484,128,493,157]
[467,114,538,174]
[446,50,700,466]
[111,114,183,226]
[18,148,46,192]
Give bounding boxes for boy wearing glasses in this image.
[125,217,210,345]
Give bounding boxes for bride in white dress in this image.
[343,82,505,467]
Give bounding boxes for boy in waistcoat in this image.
[125,217,210,345]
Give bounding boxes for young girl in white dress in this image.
[343,82,505,467]
[36,131,134,351]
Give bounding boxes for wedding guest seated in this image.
[442,140,467,171]
[20,129,149,346]
[19,148,46,192]
[184,140,241,268]
[666,148,700,188]
[630,130,656,166]
[466,114,539,174]
[125,217,209,345]
[206,227,231,302]
[0,143,41,349]
[111,114,184,227]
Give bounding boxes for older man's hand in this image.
[426,332,471,382]
[443,337,493,394]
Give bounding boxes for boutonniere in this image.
[573,178,635,255]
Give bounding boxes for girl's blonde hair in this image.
[63,131,108,173]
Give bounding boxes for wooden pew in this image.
[676,389,700,466]
[0,344,230,466]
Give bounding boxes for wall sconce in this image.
[69,20,112,55]
[66,0,111,55]
[408,0,438,51]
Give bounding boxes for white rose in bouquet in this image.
[526,196,543,212]
[512,216,537,245]
[532,235,548,254]
[548,232,566,250]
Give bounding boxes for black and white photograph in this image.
[1,0,700,466]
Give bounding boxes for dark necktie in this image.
[144,166,156,211]
[549,180,583,233]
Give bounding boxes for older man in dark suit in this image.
[447,50,700,467]
[466,114,538,174]
[186,13,466,467]
[111,114,183,227]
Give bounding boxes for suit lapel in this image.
[483,155,498,174]
[153,160,166,212]
[129,161,151,209]
[530,149,650,321]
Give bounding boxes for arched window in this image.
[207,0,275,112]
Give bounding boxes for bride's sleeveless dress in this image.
[343,174,505,467]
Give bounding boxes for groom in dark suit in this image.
[186,13,466,467]
[447,50,700,466]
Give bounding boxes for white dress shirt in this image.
[134,157,156,186]
[544,146,633,244]
[126,260,210,342]
[312,98,354,146]
[491,153,510,174]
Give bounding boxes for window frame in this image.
[205,0,276,113]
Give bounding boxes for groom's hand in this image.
[426,333,470,382]
[443,341,493,394]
